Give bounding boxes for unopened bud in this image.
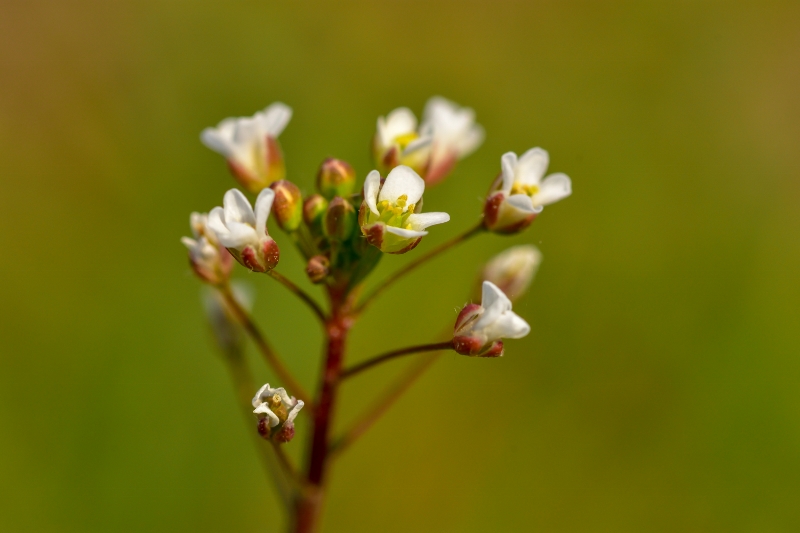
[306,255,330,284]
[324,196,356,241]
[480,245,542,302]
[269,180,303,232]
[257,417,271,440]
[303,194,328,234]
[317,158,356,200]
[274,424,295,443]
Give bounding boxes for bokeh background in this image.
[2,1,799,531]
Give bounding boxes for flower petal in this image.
[254,188,275,237]
[385,225,427,239]
[286,400,304,424]
[181,236,198,250]
[200,127,235,158]
[500,152,518,192]
[379,107,417,145]
[405,212,450,230]
[364,170,381,215]
[531,173,572,206]
[474,281,513,331]
[218,220,258,249]
[484,311,530,341]
[253,404,280,427]
[258,102,292,136]
[379,165,425,206]
[515,148,549,186]
[252,384,271,408]
[207,207,230,238]
[455,124,485,158]
[505,194,542,214]
[223,189,256,226]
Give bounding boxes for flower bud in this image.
[480,245,542,302]
[317,158,356,200]
[324,196,356,241]
[306,255,330,284]
[269,180,303,232]
[303,194,328,235]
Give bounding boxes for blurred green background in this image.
[2,1,799,531]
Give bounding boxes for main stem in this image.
[293,288,353,533]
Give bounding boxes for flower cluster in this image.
[182,96,573,459]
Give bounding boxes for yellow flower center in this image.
[510,182,540,196]
[393,132,419,151]
[373,194,416,230]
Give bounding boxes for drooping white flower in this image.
[252,383,304,443]
[483,148,572,233]
[481,245,542,302]
[358,165,450,254]
[181,212,233,284]
[201,103,292,192]
[207,188,280,272]
[453,281,530,357]
[421,96,484,185]
[372,107,432,177]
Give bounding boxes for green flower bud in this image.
[317,158,356,200]
[323,196,356,241]
[269,180,303,232]
[303,194,328,234]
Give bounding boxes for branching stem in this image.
[268,270,327,323]
[340,341,454,380]
[219,285,312,407]
[354,222,485,314]
[330,350,445,459]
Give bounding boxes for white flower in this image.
[373,107,432,177]
[181,212,232,284]
[358,165,450,254]
[483,148,572,233]
[421,96,484,185]
[481,245,542,302]
[201,102,292,192]
[453,281,530,356]
[252,383,304,442]
[207,188,280,272]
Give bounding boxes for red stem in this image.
[293,288,353,533]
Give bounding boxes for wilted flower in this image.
[483,148,571,234]
[373,107,432,177]
[420,96,484,186]
[181,212,233,285]
[207,188,280,272]
[481,245,542,302]
[252,384,304,443]
[202,282,252,355]
[453,281,530,357]
[201,103,292,193]
[358,166,450,254]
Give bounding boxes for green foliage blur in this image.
[1,1,799,531]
